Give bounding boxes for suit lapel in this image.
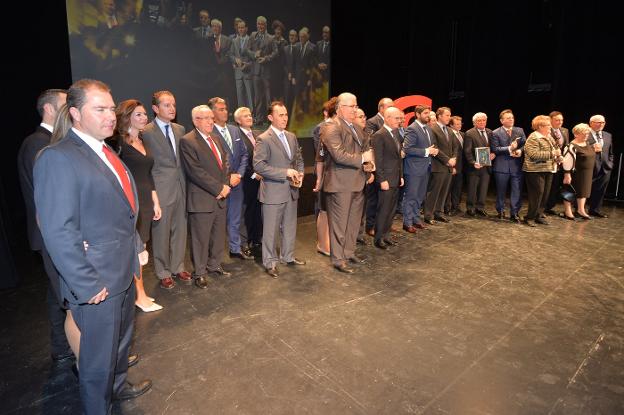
[69,131,134,212]
[196,130,223,169]
[268,128,291,161]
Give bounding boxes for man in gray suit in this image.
[321,92,374,273]
[250,16,277,124]
[230,20,254,112]
[142,90,190,290]
[253,101,305,278]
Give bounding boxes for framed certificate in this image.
[475,147,492,166]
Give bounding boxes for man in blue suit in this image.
[34,79,151,414]
[208,97,251,259]
[402,105,439,232]
[490,109,526,222]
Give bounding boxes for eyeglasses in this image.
[341,104,358,109]
[592,121,605,124]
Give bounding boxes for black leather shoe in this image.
[334,263,354,273]
[128,354,139,368]
[266,267,279,278]
[510,214,521,223]
[374,240,388,250]
[348,255,366,264]
[475,209,489,217]
[535,217,549,225]
[434,215,450,223]
[497,211,505,219]
[466,209,476,216]
[356,237,367,245]
[544,208,557,216]
[286,258,306,266]
[230,250,254,260]
[589,210,608,218]
[211,267,231,277]
[383,238,397,246]
[194,276,209,289]
[424,218,436,225]
[113,380,152,401]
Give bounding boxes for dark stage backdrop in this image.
[65,0,331,137]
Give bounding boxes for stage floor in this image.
[2,203,623,414]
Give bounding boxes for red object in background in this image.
[393,95,433,127]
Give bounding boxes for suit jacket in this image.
[294,41,317,86]
[321,118,368,193]
[284,42,298,80]
[239,127,260,178]
[403,121,432,176]
[142,120,186,206]
[364,113,384,136]
[464,127,493,172]
[490,126,526,174]
[212,123,248,178]
[372,127,403,187]
[250,31,277,78]
[316,40,330,80]
[17,126,51,251]
[253,128,304,204]
[213,34,232,65]
[33,130,141,304]
[193,25,213,39]
[587,130,614,173]
[179,129,229,213]
[430,124,458,173]
[230,35,254,80]
[449,130,466,172]
[550,127,570,149]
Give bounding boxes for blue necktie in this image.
[164,124,176,158]
[279,132,291,159]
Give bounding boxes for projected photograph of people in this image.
[66,0,331,137]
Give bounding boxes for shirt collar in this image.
[40,122,53,133]
[383,124,394,134]
[270,125,284,137]
[72,127,104,153]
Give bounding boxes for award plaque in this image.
[475,147,492,166]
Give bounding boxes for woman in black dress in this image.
[561,123,596,220]
[113,100,163,312]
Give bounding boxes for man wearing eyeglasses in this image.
[321,93,374,273]
[587,115,614,218]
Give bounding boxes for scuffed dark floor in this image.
[2,201,623,414]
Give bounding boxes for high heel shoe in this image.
[579,214,592,220]
[136,302,163,313]
[559,213,576,221]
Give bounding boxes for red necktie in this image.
[206,135,223,169]
[102,145,136,212]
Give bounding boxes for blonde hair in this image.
[572,123,591,137]
[531,115,550,131]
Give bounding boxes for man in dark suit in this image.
[490,109,526,222]
[17,88,76,363]
[445,115,466,215]
[424,107,457,224]
[250,16,277,124]
[180,105,231,288]
[142,90,189,290]
[371,107,404,249]
[283,29,299,115]
[253,101,305,278]
[193,9,213,39]
[588,114,614,217]
[363,97,394,235]
[464,112,495,216]
[208,97,250,260]
[34,79,151,414]
[322,93,374,273]
[234,106,262,253]
[294,28,316,114]
[402,105,438,232]
[544,111,570,214]
[316,26,331,83]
